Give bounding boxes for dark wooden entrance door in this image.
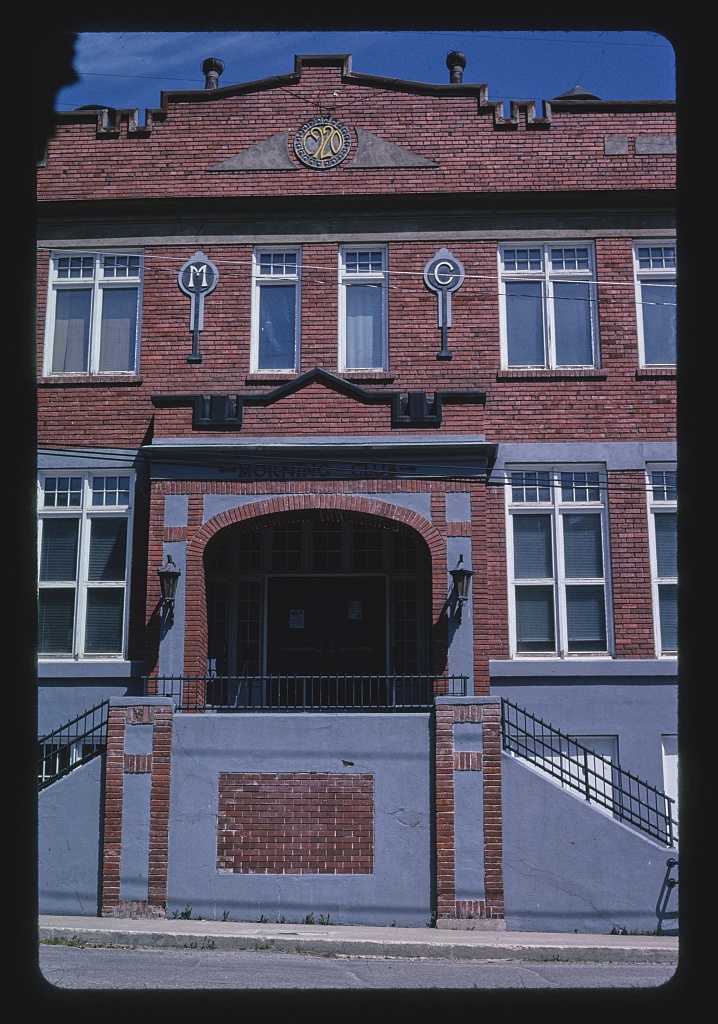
[267,575,386,674]
[266,576,386,706]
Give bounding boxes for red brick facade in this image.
[38,52,676,926]
[217,772,374,874]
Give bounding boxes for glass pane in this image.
[655,512,677,577]
[38,589,75,653]
[658,584,678,652]
[651,469,677,502]
[92,475,131,506]
[515,585,555,652]
[566,585,606,651]
[258,285,296,369]
[345,283,383,368]
[52,289,91,372]
[513,515,553,578]
[88,519,127,580]
[511,470,551,503]
[503,248,542,272]
[563,514,603,578]
[40,519,79,581]
[99,288,138,371]
[353,525,384,571]
[311,521,342,571]
[84,589,124,653]
[235,531,262,572]
[642,281,676,364]
[236,580,262,675]
[44,476,82,507]
[553,281,593,365]
[505,281,545,365]
[561,471,601,503]
[259,251,297,276]
[271,525,302,570]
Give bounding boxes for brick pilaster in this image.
[433,698,504,924]
[101,700,173,918]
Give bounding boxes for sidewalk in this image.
[38,916,679,965]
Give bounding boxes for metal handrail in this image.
[38,700,110,790]
[501,699,678,847]
[145,674,467,712]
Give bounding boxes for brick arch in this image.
[184,494,448,677]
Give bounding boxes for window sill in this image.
[339,371,395,383]
[496,368,607,381]
[245,372,298,384]
[635,367,676,379]
[38,375,144,387]
[38,659,144,678]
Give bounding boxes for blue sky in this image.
[54,31,676,115]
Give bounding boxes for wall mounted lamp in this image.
[450,555,474,621]
[158,555,181,622]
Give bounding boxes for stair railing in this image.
[38,700,110,790]
[501,698,678,847]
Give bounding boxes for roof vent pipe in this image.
[446,51,466,84]
[201,57,225,89]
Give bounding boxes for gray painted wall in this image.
[166,712,433,927]
[38,677,144,736]
[501,753,679,934]
[492,678,677,789]
[38,756,104,916]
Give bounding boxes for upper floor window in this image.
[44,251,142,375]
[498,243,599,368]
[647,465,677,655]
[339,246,388,371]
[38,472,134,658]
[634,242,676,366]
[507,467,611,656]
[251,248,301,372]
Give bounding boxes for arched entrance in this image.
[202,510,432,708]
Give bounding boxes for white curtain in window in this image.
[345,284,382,368]
[52,290,91,372]
[99,288,138,371]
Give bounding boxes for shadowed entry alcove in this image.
[203,510,432,708]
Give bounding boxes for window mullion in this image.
[544,274,555,368]
[75,493,92,657]
[88,277,103,375]
[554,479,568,657]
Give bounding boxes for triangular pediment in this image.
[209,127,436,172]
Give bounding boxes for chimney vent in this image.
[201,58,225,89]
[446,51,466,84]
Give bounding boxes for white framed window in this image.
[498,243,599,368]
[251,247,301,372]
[633,241,676,366]
[506,467,612,656]
[647,465,677,655]
[339,246,388,370]
[44,251,143,375]
[38,472,134,658]
[661,734,679,834]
